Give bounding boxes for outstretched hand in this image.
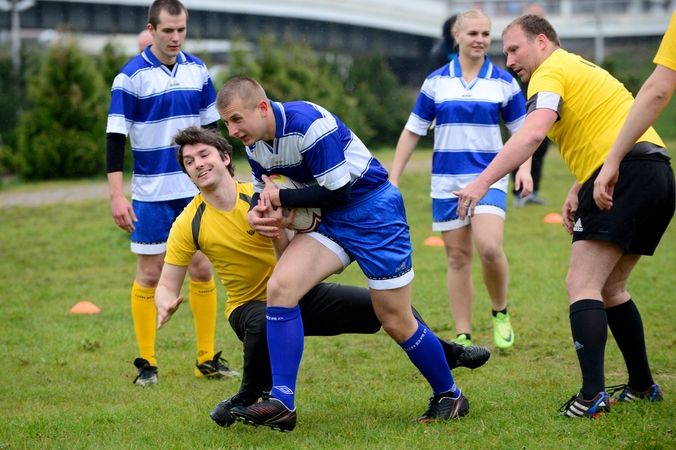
[156,295,184,329]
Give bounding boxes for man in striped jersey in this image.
[217,76,470,431]
[106,0,237,386]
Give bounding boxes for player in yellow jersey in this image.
[454,14,674,418]
[153,126,491,429]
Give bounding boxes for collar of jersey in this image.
[451,55,492,88]
[270,100,286,140]
[142,47,187,68]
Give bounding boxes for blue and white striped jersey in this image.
[107,47,219,202]
[246,101,389,201]
[405,56,526,198]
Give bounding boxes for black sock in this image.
[569,300,607,400]
[606,299,654,391]
[492,308,507,317]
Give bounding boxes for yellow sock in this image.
[131,280,157,367]
[189,278,217,365]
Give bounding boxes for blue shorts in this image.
[316,181,414,290]
[131,198,192,255]
[432,188,506,231]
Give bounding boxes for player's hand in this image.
[562,188,580,235]
[261,174,282,208]
[261,193,295,233]
[247,194,283,239]
[514,168,534,198]
[593,163,619,210]
[453,180,489,220]
[156,295,183,329]
[110,195,137,233]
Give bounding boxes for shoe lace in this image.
[422,395,443,418]
[558,394,579,413]
[211,350,233,370]
[605,384,628,397]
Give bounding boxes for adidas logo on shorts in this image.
[573,219,583,232]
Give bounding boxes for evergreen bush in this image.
[15,34,108,180]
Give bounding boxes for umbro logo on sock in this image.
[573,219,583,232]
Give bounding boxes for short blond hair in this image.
[216,76,268,112]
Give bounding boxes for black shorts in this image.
[573,155,675,255]
[227,283,382,398]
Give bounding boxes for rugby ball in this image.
[268,174,322,233]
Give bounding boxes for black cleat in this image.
[441,339,491,370]
[195,350,240,379]
[132,358,158,386]
[607,383,663,404]
[559,392,610,418]
[210,394,257,427]
[418,391,470,422]
[231,397,297,432]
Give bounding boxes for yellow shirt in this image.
[654,11,676,71]
[528,49,664,183]
[165,182,275,319]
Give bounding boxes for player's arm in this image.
[278,182,350,209]
[390,129,421,188]
[594,64,676,209]
[107,132,136,233]
[258,175,350,209]
[155,263,189,329]
[454,107,557,219]
[271,228,295,260]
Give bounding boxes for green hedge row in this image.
[0,33,415,181]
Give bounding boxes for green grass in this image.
[1,148,675,449]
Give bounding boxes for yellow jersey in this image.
[654,11,676,72]
[528,49,664,183]
[165,181,275,319]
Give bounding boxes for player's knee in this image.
[477,244,504,264]
[266,275,295,306]
[136,266,161,287]
[188,255,213,282]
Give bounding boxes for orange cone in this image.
[542,212,563,224]
[424,236,445,246]
[70,301,101,314]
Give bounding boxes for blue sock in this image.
[266,305,304,410]
[400,322,457,397]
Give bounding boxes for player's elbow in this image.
[525,129,548,150]
[333,183,351,207]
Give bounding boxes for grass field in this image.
[1,148,675,449]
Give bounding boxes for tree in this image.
[346,54,415,148]
[219,33,373,153]
[14,33,108,179]
[100,38,130,87]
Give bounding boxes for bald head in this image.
[525,2,545,16]
[138,29,153,53]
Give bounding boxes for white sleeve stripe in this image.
[526,91,562,118]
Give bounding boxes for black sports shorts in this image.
[573,152,675,255]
